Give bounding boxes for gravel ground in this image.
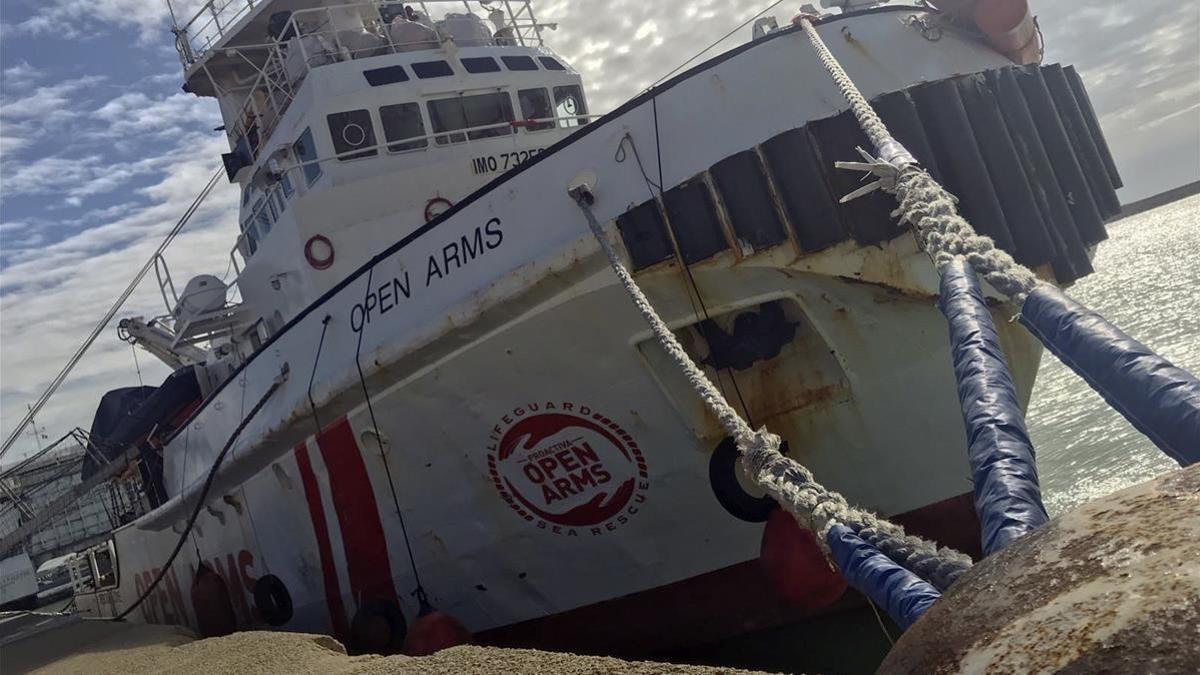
[32,627,775,674]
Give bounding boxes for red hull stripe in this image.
[316,417,399,608]
[294,442,350,638]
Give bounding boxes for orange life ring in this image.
[424,197,453,223]
[304,235,335,270]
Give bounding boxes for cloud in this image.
[1,61,43,91]
[7,0,172,40]
[0,142,239,451]
[0,76,220,211]
[0,75,104,121]
[90,92,215,138]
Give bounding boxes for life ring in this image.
[424,197,453,223]
[253,574,293,627]
[349,598,408,655]
[191,563,237,637]
[708,436,780,523]
[304,235,335,270]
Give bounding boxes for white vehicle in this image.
[0,553,37,611]
[35,554,76,604]
[45,0,1121,662]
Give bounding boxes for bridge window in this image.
[553,85,588,127]
[462,57,500,73]
[92,546,117,589]
[501,55,538,71]
[412,60,454,78]
[538,56,566,71]
[293,128,322,186]
[363,65,410,86]
[380,102,428,152]
[518,88,553,131]
[327,109,377,160]
[253,197,273,237]
[427,92,514,145]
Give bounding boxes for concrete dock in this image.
[1,612,774,674]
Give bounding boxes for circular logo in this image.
[487,403,647,535]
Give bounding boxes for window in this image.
[280,171,294,198]
[253,198,272,237]
[427,92,514,145]
[293,128,322,186]
[412,60,454,78]
[363,65,410,86]
[92,548,116,589]
[380,102,428,152]
[244,227,258,256]
[462,57,500,73]
[553,85,588,127]
[271,188,286,216]
[538,56,566,71]
[517,88,553,131]
[501,55,537,71]
[327,109,377,160]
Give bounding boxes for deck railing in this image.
[206,0,553,166]
[172,0,549,68]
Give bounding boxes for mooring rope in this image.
[570,192,972,589]
[795,15,1041,303]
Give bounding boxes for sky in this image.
[1,0,1198,464]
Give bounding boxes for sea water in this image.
[1029,193,1200,515]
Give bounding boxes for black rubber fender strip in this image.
[911,79,1017,253]
[253,574,294,627]
[1012,65,1107,246]
[988,67,1093,284]
[808,111,897,245]
[759,126,848,252]
[708,436,776,523]
[1063,65,1122,190]
[955,73,1055,267]
[1041,64,1122,219]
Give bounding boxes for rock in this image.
[880,464,1200,673]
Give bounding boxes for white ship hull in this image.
[69,7,1118,655]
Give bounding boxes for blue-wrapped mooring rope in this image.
[1020,285,1200,467]
[939,259,1049,555]
[826,524,942,630]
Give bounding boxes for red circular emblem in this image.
[487,403,647,535]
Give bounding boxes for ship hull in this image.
[71,6,1121,658]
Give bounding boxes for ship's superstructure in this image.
[140,0,589,386]
[8,0,1125,663]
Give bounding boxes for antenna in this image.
[165,0,180,29]
[25,404,47,453]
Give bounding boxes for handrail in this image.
[174,0,548,68]
[215,27,560,163]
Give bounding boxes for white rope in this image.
[796,16,1041,304]
[571,191,972,588]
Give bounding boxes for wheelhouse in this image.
[153,0,591,370]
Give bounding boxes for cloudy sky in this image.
[1,0,1198,464]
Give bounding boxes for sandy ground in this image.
[17,623,773,674]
